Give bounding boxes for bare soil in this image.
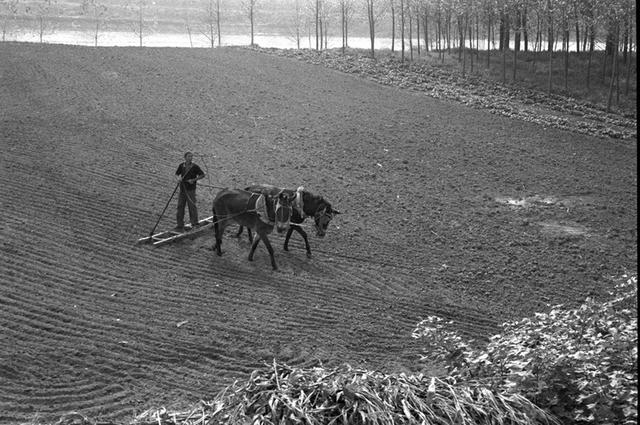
[0,42,636,424]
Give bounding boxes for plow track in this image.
[0,43,636,424]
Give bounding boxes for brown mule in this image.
[212,188,294,270]
[237,184,340,258]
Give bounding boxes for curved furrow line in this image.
[2,251,132,288]
[338,267,499,338]
[9,391,133,423]
[1,301,339,376]
[2,320,243,392]
[321,254,504,337]
[0,308,130,350]
[0,338,156,388]
[2,226,158,274]
[0,278,192,345]
[315,241,426,272]
[2,182,127,219]
[0,303,108,342]
[0,182,141,230]
[2,380,125,404]
[410,303,500,339]
[0,258,145,309]
[313,259,399,304]
[119,344,253,378]
[196,290,343,335]
[80,166,175,193]
[397,292,501,336]
[2,249,173,301]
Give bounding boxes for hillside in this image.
[0,42,636,424]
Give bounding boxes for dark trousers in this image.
[177,189,198,227]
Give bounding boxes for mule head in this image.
[313,202,340,238]
[273,190,295,234]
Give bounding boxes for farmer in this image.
[175,151,205,231]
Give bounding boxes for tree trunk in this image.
[409,10,414,61]
[458,15,464,60]
[487,13,491,68]
[423,5,429,52]
[532,13,540,72]
[391,1,395,52]
[315,0,319,50]
[416,9,420,56]
[523,7,528,51]
[216,0,221,47]
[513,36,518,81]
[574,2,580,53]
[344,5,348,49]
[499,12,504,50]
[341,1,346,54]
[469,14,477,74]
[250,5,254,46]
[401,0,405,61]
[547,6,553,94]
[503,13,510,50]
[138,6,143,47]
[624,34,632,95]
[446,9,451,53]
[606,25,619,112]
[324,20,328,50]
[462,14,467,76]
[366,0,375,58]
[586,26,594,88]
[502,23,507,82]
[514,10,521,52]
[563,17,569,89]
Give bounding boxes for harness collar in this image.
[295,187,305,217]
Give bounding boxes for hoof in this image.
[306,252,312,259]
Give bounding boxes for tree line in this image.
[1,0,635,109]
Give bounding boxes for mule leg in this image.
[261,235,278,270]
[284,226,312,258]
[212,213,223,256]
[248,234,261,262]
[283,227,294,251]
[234,226,253,243]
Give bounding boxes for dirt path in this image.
[0,43,636,424]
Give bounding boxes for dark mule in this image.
[212,188,294,270]
[237,184,340,258]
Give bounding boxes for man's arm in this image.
[188,165,205,184]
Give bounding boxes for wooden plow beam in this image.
[137,216,214,247]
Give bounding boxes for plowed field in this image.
[0,42,636,424]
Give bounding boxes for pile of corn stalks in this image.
[133,360,557,425]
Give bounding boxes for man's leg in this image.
[186,190,199,226]
[176,190,186,229]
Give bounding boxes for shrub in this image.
[134,361,557,425]
[413,275,638,425]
